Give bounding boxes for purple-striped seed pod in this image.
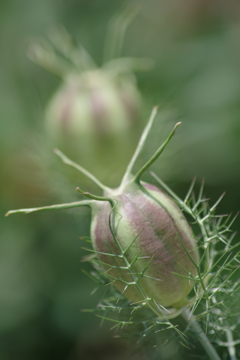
[6,109,199,315]
[44,71,142,188]
[91,180,199,309]
[45,71,141,143]
[27,23,152,187]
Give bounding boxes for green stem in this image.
[103,5,139,63]
[121,107,158,187]
[133,121,181,183]
[76,187,114,206]
[182,308,221,360]
[225,329,237,360]
[27,41,68,78]
[54,149,110,192]
[5,200,94,216]
[48,26,96,71]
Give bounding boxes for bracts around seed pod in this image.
[6,108,200,318]
[91,181,199,310]
[8,108,237,360]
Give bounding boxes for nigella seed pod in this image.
[91,181,199,308]
[6,108,199,317]
[28,21,153,186]
[45,71,141,143]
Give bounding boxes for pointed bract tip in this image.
[172,122,182,134]
[76,187,84,194]
[175,122,182,128]
[5,210,22,217]
[53,148,61,155]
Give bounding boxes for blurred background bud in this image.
[45,70,141,143]
[25,11,153,192]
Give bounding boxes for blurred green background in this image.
[0,1,240,359]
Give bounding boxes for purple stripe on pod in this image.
[89,89,109,136]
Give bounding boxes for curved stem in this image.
[121,107,158,187]
[225,329,237,360]
[5,200,94,216]
[54,149,110,193]
[103,5,139,63]
[47,25,96,71]
[133,121,181,183]
[182,308,221,360]
[27,41,68,78]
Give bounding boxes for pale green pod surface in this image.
[91,182,199,309]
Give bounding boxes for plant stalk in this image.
[181,308,221,360]
[120,106,158,187]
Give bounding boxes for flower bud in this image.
[44,71,142,189]
[28,24,149,186]
[91,181,199,309]
[45,70,141,144]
